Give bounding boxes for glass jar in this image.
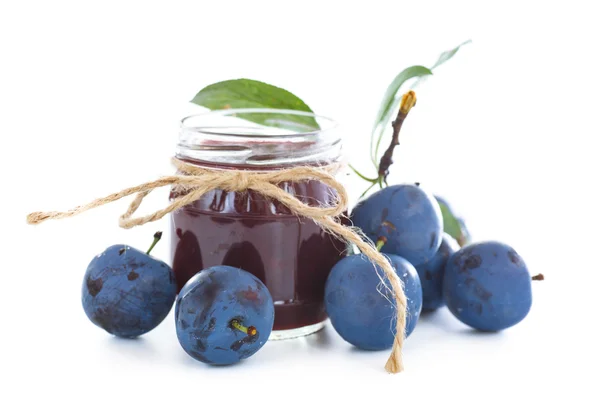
[169,109,346,339]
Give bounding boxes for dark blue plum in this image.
[82,243,177,338]
[175,266,274,366]
[325,253,422,350]
[443,241,532,331]
[351,184,443,265]
[415,233,459,311]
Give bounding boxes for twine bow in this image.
[27,157,408,373]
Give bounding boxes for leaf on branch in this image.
[370,40,472,166]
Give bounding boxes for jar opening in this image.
[177,109,341,166]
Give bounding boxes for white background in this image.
[1,1,599,399]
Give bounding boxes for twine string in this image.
[26,157,407,373]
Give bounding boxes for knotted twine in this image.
[26,157,408,373]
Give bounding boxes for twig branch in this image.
[377,91,417,183]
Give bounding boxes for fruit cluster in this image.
[82,233,274,366]
[81,184,539,365]
[326,183,538,349]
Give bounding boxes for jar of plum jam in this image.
[170,109,346,339]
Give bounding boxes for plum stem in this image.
[376,237,387,252]
[377,90,417,184]
[230,319,257,336]
[531,273,545,281]
[146,231,162,255]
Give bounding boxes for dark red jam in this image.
[170,159,346,331]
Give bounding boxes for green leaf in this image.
[191,78,319,131]
[436,198,470,247]
[408,40,472,91]
[370,66,432,165]
[431,40,472,70]
[370,40,471,167]
[438,201,462,240]
[348,164,378,183]
[359,181,378,200]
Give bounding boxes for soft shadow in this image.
[106,336,157,359]
[349,346,385,354]
[417,308,506,337]
[304,326,333,349]
[415,307,470,334]
[179,350,247,370]
[460,328,504,336]
[418,308,441,322]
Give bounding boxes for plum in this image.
[175,266,274,365]
[351,184,443,265]
[443,241,532,331]
[81,232,177,338]
[325,253,422,350]
[415,233,459,311]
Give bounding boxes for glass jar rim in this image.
[180,108,338,138]
[177,108,342,166]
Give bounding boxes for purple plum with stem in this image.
[82,232,177,338]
